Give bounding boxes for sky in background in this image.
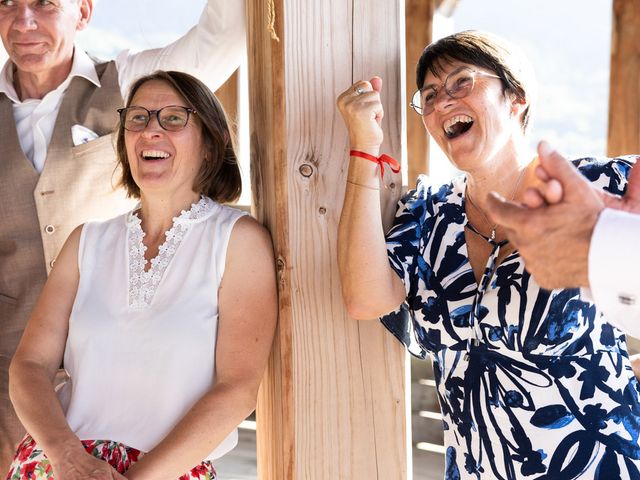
[426,0,612,184]
[454,0,612,158]
[77,0,205,59]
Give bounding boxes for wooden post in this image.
[214,70,239,130]
[608,0,640,157]
[610,0,640,357]
[248,0,408,478]
[405,0,435,187]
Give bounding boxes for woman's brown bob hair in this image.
[116,70,242,203]
[416,30,536,133]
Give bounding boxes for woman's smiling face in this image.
[124,79,205,198]
[421,60,525,172]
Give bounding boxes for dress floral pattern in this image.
[382,157,640,479]
[6,435,216,480]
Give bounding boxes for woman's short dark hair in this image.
[116,70,242,202]
[416,30,536,132]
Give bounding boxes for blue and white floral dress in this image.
[382,157,640,479]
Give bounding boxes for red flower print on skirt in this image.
[5,435,217,480]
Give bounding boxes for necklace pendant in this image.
[490,229,496,241]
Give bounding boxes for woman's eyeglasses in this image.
[118,106,197,132]
[410,67,501,116]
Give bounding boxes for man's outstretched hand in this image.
[486,141,605,289]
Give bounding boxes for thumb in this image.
[485,192,530,229]
[537,140,589,200]
[370,76,382,93]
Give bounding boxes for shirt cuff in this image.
[589,208,640,336]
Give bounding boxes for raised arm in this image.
[336,77,405,320]
[116,0,246,96]
[9,226,125,479]
[124,216,277,480]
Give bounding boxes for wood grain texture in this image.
[249,0,408,478]
[290,0,407,476]
[405,0,435,186]
[248,1,294,479]
[608,0,640,157]
[214,70,239,128]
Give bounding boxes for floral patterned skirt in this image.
[6,435,217,480]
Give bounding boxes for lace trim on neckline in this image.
[127,196,214,310]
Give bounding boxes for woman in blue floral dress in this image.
[337,30,640,479]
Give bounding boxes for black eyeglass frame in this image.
[117,105,198,132]
[409,67,501,116]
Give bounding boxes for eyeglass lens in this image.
[411,68,477,116]
[120,106,192,132]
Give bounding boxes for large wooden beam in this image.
[608,0,640,156]
[247,2,292,479]
[214,70,239,130]
[248,0,408,478]
[405,0,436,186]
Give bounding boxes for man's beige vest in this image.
[0,60,135,360]
[0,60,137,469]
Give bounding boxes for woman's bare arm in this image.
[10,225,125,479]
[336,76,405,319]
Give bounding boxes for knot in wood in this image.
[299,164,314,177]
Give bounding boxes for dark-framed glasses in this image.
[410,67,501,116]
[117,105,197,132]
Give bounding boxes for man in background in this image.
[0,0,245,470]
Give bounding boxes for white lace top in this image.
[127,197,216,309]
[60,197,247,461]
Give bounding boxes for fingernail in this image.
[538,140,555,157]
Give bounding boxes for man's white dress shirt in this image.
[589,208,640,335]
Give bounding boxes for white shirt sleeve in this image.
[588,208,640,337]
[114,0,245,99]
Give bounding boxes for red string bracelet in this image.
[349,150,400,179]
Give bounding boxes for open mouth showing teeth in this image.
[444,115,473,139]
[141,150,170,160]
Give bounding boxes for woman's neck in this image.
[464,141,534,212]
[137,191,202,239]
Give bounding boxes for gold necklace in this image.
[465,167,527,242]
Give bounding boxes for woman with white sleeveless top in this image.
[6,71,277,480]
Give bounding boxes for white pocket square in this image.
[71,124,99,146]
